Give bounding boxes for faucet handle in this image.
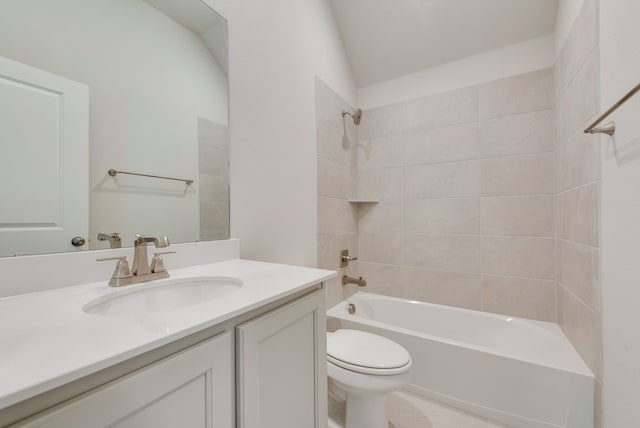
[97,256,133,279]
[150,252,176,273]
[340,250,358,267]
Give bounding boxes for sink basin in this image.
[83,276,243,316]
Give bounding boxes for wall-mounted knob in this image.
[340,250,358,268]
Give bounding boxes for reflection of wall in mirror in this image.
[0,0,228,251]
[198,118,229,241]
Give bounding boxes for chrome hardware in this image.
[96,256,133,287]
[340,249,358,268]
[347,303,356,315]
[584,82,640,136]
[341,109,362,125]
[97,235,172,287]
[585,121,616,136]
[97,232,122,249]
[342,275,367,287]
[341,108,363,145]
[71,236,86,247]
[150,251,176,273]
[108,168,193,185]
[132,235,170,276]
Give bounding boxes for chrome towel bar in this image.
[584,82,640,136]
[108,169,193,185]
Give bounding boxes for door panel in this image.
[0,55,88,256]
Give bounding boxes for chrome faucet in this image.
[342,275,367,287]
[132,235,170,275]
[97,235,174,287]
[97,232,122,248]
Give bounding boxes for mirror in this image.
[0,0,229,257]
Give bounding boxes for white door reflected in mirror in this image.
[0,56,88,257]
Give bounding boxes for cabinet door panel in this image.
[19,333,233,428]
[113,375,208,428]
[237,290,326,428]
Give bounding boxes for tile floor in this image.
[329,389,512,428]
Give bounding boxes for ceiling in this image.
[329,0,559,87]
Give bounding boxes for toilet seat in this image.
[327,329,411,376]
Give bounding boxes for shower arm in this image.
[342,108,362,125]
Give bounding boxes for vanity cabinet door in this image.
[236,289,327,428]
[18,333,234,428]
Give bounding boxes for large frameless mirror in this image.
[0,0,229,257]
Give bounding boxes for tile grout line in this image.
[359,150,556,170]
[557,282,602,319]
[359,106,554,142]
[357,260,555,282]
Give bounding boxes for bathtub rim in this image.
[327,291,593,378]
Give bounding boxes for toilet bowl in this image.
[327,329,412,428]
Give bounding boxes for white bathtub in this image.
[327,292,594,428]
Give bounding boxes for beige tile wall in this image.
[315,79,360,308]
[198,118,229,241]
[355,68,556,322]
[554,0,602,420]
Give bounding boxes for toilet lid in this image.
[327,330,411,375]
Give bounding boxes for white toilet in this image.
[327,329,412,428]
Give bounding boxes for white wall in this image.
[0,0,228,249]
[204,0,357,266]
[358,36,554,110]
[600,0,640,425]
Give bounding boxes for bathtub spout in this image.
[342,275,367,287]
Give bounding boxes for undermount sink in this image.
[83,276,243,316]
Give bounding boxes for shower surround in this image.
[316,70,558,321]
[355,68,556,322]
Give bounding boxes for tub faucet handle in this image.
[340,249,358,267]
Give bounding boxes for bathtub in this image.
[327,292,594,428]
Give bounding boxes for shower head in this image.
[341,108,362,148]
[342,108,362,125]
[352,108,362,125]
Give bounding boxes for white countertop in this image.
[0,259,335,409]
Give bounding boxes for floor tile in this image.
[329,390,512,428]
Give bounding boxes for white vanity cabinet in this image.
[18,332,234,428]
[236,288,327,428]
[10,287,327,428]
